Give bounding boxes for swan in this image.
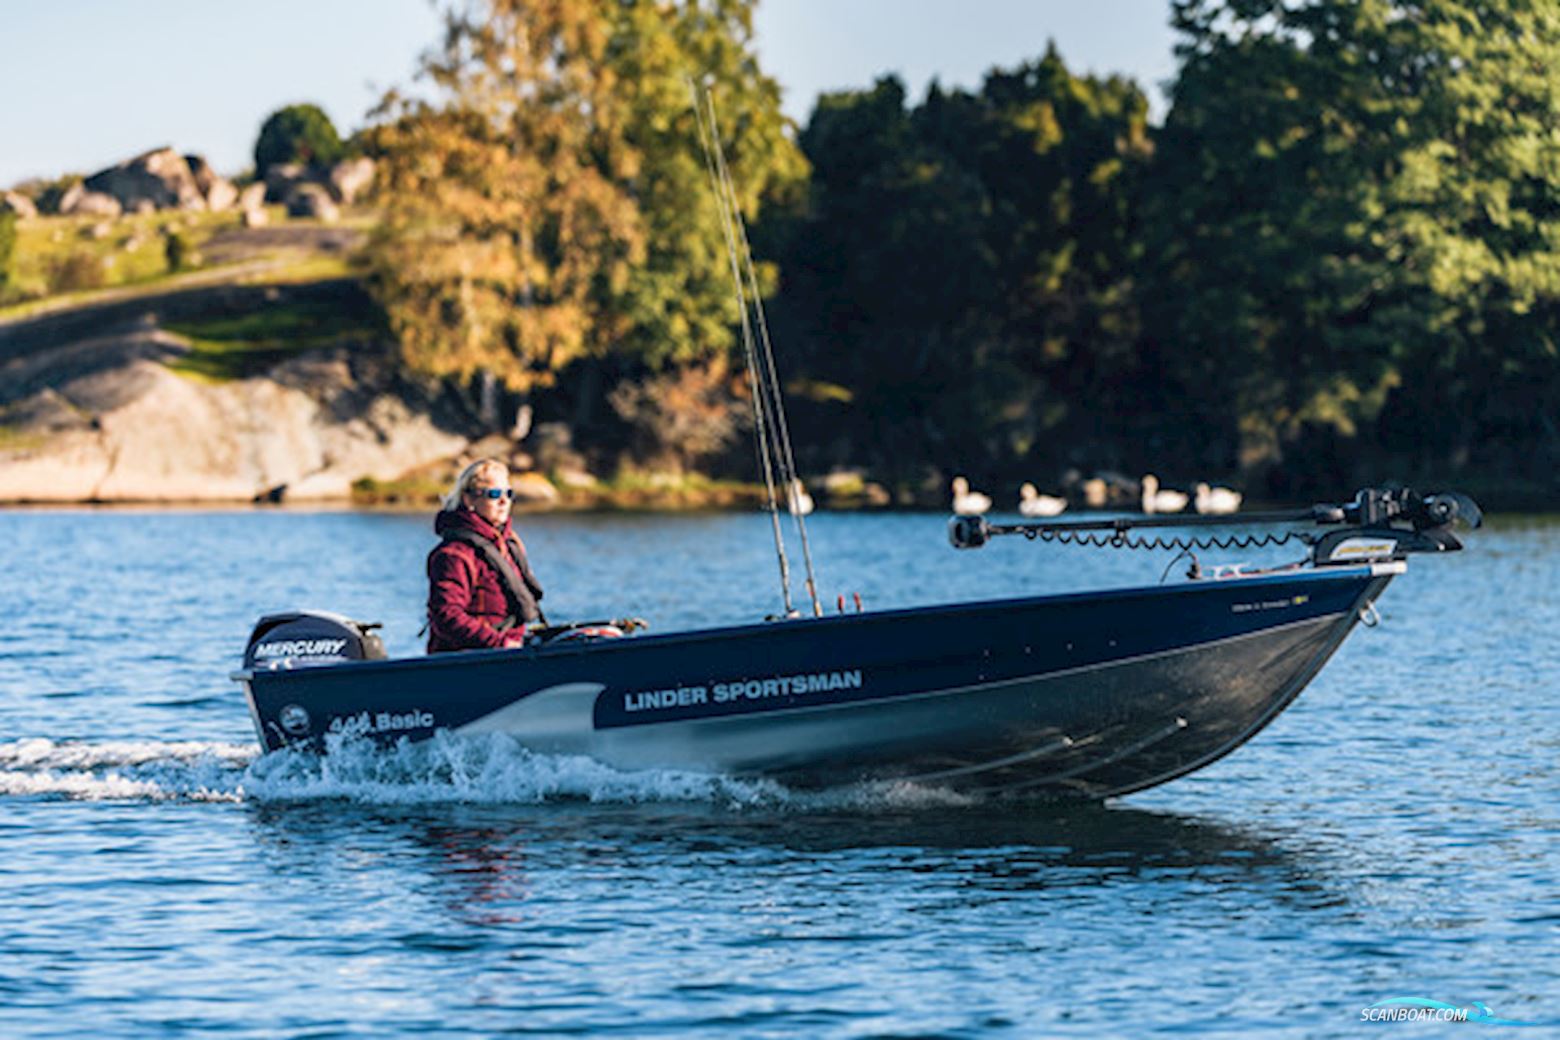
[951,476,992,516]
[1140,474,1188,515]
[787,478,814,516]
[1018,483,1067,517]
[1194,482,1242,515]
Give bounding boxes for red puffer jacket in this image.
[426,507,544,652]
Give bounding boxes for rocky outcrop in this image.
[0,283,470,503]
[1,191,37,219]
[58,185,123,217]
[236,182,268,227]
[237,182,267,212]
[327,157,375,204]
[186,155,237,212]
[285,183,339,223]
[0,355,468,503]
[84,147,206,212]
[264,162,309,203]
[263,158,374,211]
[512,471,561,504]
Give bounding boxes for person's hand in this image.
[501,628,527,649]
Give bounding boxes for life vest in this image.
[439,525,545,628]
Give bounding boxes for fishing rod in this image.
[700,94,822,617]
[689,80,792,616]
[689,79,823,617]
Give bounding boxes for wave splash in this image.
[0,733,975,810]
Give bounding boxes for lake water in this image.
[1,508,1555,1036]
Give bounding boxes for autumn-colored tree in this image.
[366,0,804,436]
[367,0,643,403]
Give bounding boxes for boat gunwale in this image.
[236,562,1398,684]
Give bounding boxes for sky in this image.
[0,1,1177,188]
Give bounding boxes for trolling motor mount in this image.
[948,486,1483,565]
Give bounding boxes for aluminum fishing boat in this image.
[236,95,1481,798]
[233,487,1479,799]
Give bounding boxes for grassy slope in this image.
[0,208,368,323]
[2,208,379,383]
[164,298,382,383]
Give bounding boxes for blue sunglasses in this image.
[467,487,514,501]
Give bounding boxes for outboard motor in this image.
[242,610,387,670]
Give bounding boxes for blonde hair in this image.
[442,458,509,511]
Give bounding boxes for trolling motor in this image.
[949,486,1482,565]
[1306,487,1483,562]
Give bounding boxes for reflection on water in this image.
[244,798,1341,927]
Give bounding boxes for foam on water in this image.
[0,733,976,810]
[0,738,253,802]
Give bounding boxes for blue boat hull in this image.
[237,564,1398,798]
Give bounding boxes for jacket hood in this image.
[434,505,510,542]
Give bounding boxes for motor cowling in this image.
[242,610,387,670]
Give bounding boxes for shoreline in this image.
[2,498,1554,523]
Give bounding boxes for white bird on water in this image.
[1194,482,1243,515]
[1140,474,1189,515]
[787,478,814,516]
[1018,483,1067,517]
[951,476,992,516]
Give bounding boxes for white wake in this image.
[0,733,974,810]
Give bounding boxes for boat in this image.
[234,486,1480,798]
[232,88,1482,799]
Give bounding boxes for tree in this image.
[783,77,1006,477]
[164,230,193,274]
[609,0,808,369]
[254,103,345,172]
[366,0,644,400]
[965,47,1152,459]
[1142,1,1397,477]
[365,0,804,414]
[775,55,1151,482]
[1368,0,1560,477]
[1146,0,1560,486]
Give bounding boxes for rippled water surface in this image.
[1,508,1555,1036]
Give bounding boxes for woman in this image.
[427,459,545,652]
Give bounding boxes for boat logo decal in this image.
[278,703,311,736]
[1328,537,1398,561]
[604,669,866,727]
[254,638,349,660]
[622,669,864,715]
[1232,594,1309,614]
[328,709,436,736]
